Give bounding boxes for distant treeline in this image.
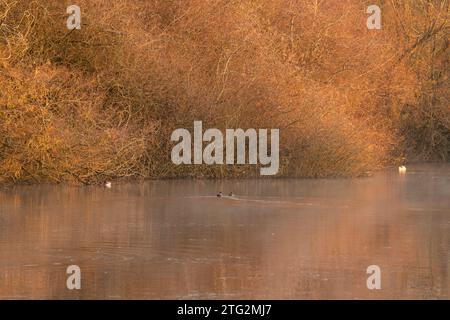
[0,0,448,184]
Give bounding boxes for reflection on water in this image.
[0,164,448,299]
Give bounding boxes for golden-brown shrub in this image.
[0,0,448,183]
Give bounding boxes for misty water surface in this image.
[0,164,448,299]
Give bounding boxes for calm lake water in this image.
[0,164,448,299]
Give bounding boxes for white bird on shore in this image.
[398,166,406,174]
[105,181,112,188]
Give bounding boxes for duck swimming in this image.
[217,192,223,198]
[398,166,406,174]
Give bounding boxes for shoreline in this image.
[1,162,448,188]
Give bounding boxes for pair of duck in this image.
[217,192,233,198]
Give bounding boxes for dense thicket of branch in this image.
[0,0,448,183]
